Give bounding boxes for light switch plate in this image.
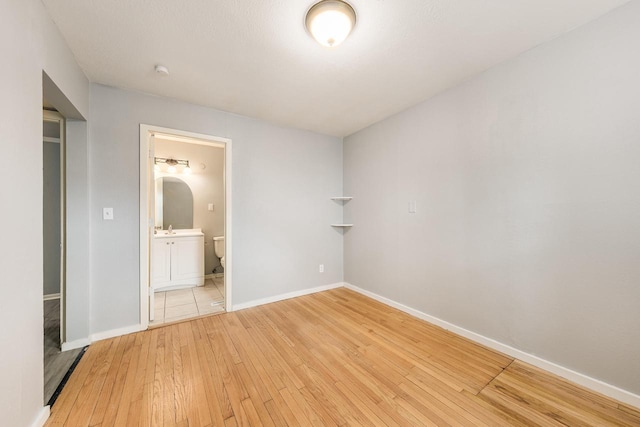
[409,201,417,214]
[103,207,114,220]
[208,203,214,211]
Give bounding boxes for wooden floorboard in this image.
[46,288,640,426]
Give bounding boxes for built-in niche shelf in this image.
[331,196,353,228]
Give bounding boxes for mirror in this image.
[155,176,194,229]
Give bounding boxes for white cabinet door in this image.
[152,239,172,286]
[171,236,204,282]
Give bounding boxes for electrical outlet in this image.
[319,264,324,273]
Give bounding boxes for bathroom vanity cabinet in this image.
[152,231,204,291]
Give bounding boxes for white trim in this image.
[223,134,232,313]
[140,124,233,325]
[152,131,226,148]
[233,282,345,311]
[31,406,50,427]
[43,110,64,122]
[139,125,150,329]
[43,293,60,301]
[90,324,144,342]
[61,337,91,352]
[344,283,640,409]
[59,324,143,350]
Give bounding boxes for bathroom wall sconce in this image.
[154,157,191,174]
[305,0,356,47]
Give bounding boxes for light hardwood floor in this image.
[46,288,640,426]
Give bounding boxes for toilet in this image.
[213,236,225,269]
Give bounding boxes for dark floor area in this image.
[44,299,83,404]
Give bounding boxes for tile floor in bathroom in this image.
[151,277,224,326]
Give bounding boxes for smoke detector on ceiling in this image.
[154,65,169,76]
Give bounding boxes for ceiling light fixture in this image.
[305,0,356,48]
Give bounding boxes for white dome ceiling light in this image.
[305,0,356,48]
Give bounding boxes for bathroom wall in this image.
[0,0,90,425]
[344,1,640,395]
[155,138,226,274]
[89,83,344,334]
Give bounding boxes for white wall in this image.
[89,84,343,334]
[155,139,225,274]
[65,120,91,343]
[0,0,89,425]
[344,1,640,395]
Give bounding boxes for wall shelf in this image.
[331,197,353,227]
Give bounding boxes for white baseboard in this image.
[206,273,224,279]
[61,337,91,352]
[90,324,144,342]
[31,406,50,427]
[43,293,60,301]
[343,282,640,409]
[232,282,345,311]
[59,324,143,352]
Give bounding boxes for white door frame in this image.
[139,124,233,329]
[43,110,66,346]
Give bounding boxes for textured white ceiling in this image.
[43,0,629,136]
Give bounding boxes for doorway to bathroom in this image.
[140,125,232,329]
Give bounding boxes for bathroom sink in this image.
[154,228,204,238]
